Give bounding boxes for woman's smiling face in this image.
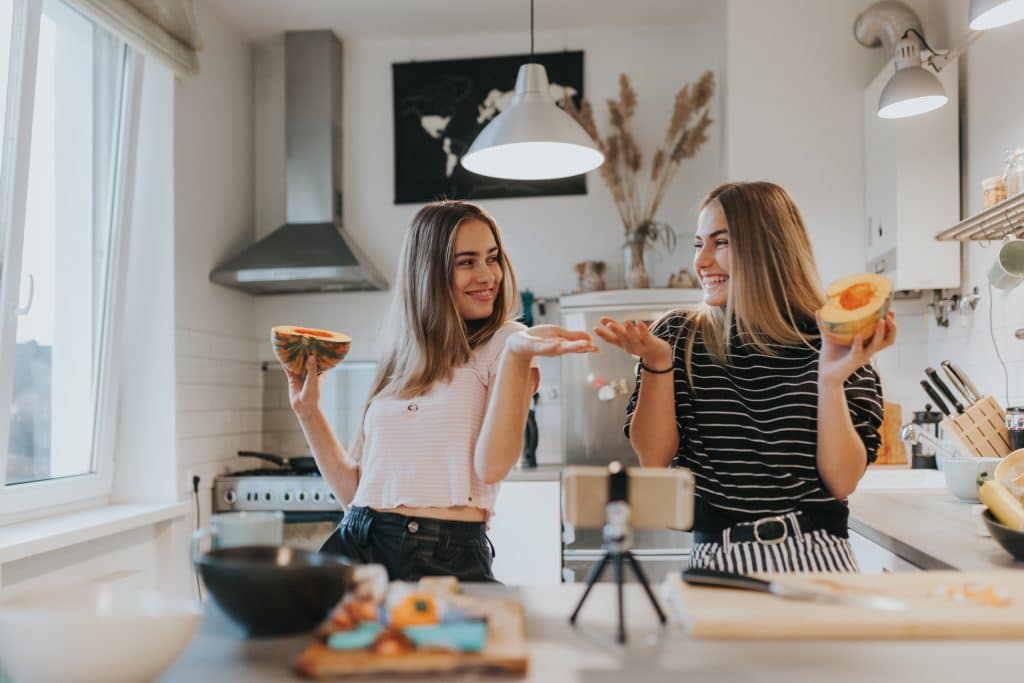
[451,218,503,320]
[693,199,731,306]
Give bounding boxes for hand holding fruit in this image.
[286,354,322,419]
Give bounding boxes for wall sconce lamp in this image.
[857,0,1024,119]
[969,0,1024,30]
[461,0,604,180]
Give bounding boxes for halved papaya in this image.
[818,273,893,346]
[272,325,352,375]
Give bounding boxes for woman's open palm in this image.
[593,317,672,366]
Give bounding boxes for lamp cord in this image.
[530,0,534,62]
[988,281,1011,406]
[902,28,949,72]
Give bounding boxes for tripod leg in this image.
[624,551,667,624]
[614,552,626,644]
[569,552,610,625]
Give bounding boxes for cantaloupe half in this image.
[818,273,893,346]
[272,326,352,375]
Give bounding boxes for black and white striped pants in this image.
[690,515,860,573]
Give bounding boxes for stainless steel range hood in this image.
[211,31,387,294]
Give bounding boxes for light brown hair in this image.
[349,200,519,461]
[683,181,824,380]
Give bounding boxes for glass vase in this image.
[623,229,651,289]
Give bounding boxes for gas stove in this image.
[213,469,342,520]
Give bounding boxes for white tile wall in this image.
[176,326,264,471]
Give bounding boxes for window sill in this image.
[0,501,190,564]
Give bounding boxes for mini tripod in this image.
[568,465,667,644]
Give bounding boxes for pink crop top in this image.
[350,321,536,517]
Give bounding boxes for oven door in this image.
[282,511,343,552]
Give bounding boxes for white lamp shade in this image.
[461,63,604,180]
[878,65,948,119]
[970,0,1024,30]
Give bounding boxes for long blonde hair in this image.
[684,181,824,380]
[350,200,519,461]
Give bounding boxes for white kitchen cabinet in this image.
[490,480,561,585]
[849,530,922,573]
[863,59,960,291]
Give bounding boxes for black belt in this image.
[693,512,834,545]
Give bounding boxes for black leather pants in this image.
[320,506,497,582]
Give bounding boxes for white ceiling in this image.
[207,0,721,41]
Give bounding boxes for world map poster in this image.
[392,51,587,204]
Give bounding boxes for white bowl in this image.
[0,582,201,683]
[941,456,1002,502]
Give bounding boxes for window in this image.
[0,0,140,512]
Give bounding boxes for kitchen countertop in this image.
[161,581,1024,682]
[849,488,1022,571]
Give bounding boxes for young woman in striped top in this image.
[284,200,595,581]
[595,181,896,573]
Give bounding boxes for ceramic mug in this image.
[988,238,1024,290]
[190,511,284,562]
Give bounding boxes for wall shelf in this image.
[935,193,1024,241]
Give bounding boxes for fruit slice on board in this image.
[272,326,352,375]
[819,273,893,346]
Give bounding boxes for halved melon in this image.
[818,273,893,346]
[272,326,352,375]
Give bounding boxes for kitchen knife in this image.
[939,361,976,407]
[681,568,907,611]
[941,360,981,406]
[919,380,951,417]
[925,367,964,415]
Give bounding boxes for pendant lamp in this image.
[460,0,604,180]
[877,36,947,119]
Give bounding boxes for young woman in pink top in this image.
[284,200,595,581]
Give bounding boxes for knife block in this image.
[940,396,1012,458]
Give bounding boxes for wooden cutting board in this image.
[874,400,907,465]
[663,571,1024,639]
[294,596,527,678]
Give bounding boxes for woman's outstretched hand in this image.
[817,311,896,387]
[285,354,321,419]
[506,324,598,358]
[593,317,673,369]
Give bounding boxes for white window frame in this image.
[0,0,142,518]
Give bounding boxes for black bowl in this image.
[982,509,1024,562]
[194,546,354,637]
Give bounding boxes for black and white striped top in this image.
[624,311,884,536]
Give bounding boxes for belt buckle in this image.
[753,516,788,545]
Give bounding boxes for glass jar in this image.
[1004,149,1024,197]
[983,175,1007,208]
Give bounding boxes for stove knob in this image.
[224,489,237,504]
[313,491,322,502]
[282,491,292,503]
[327,492,336,502]
[297,492,307,502]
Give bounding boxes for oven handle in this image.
[284,510,344,524]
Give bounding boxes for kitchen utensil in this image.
[665,570,1024,639]
[1007,407,1024,451]
[681,568,907,611]
[238,450,319,475]
[919,381,951,417]
[906,402,945,469]
[926,367,964,414]
[941,456,1001,502]
[193,546,353,637]
[0,580,201,683]
[942,396,1013,458]
[899,423,961,460]
[941,361,981,405]
[940,362,976,407]
[987,238,1024,290]
[981,509,1024,561]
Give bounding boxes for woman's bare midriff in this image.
[376,505,487,522]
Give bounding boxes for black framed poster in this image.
[392,50,587,204]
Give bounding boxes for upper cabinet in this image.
[863,59,961,291]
